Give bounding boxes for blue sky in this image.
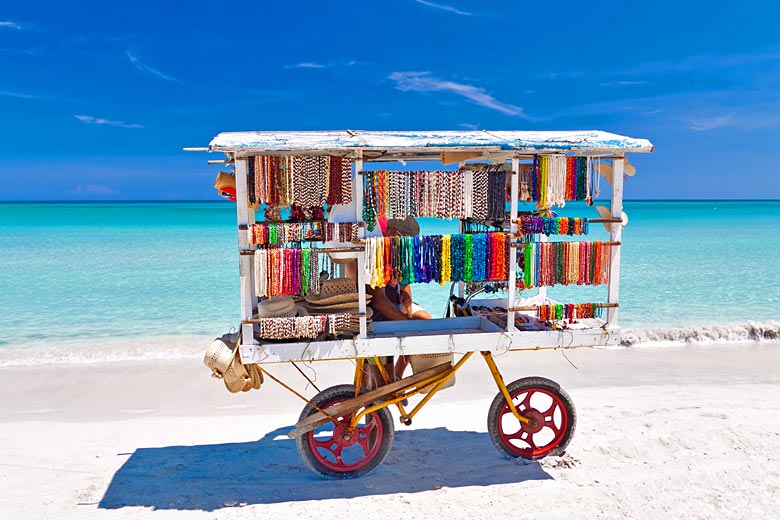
[1,0,779,200]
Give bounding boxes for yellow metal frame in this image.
[345,351,531,430]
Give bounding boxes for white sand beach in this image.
[2,342,779,519]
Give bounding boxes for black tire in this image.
[487,376,576,459]
[296,384,394,478]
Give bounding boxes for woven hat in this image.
[385,216,420,237]
[305,305,373,318]
[257,296,298,318]
[213,171,236,202]
[204,332,263,393]
[305,277,367,305]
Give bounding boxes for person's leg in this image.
[394,355,410,380]
[361,357,395,390]
[344,259,357,282]
[361,363,382,390]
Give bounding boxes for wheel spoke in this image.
[355,417,377,453]
[504,426,528,442]
[544,418,562,436]
[360,416,378,434]
[518,391,533,411]
[312,436,334,449]
[312,436,340,459]
[356,434,371,454]
[332,445,344,464]
[543,400,559,416]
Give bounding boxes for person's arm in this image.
[367,286,409,321]
[399,284,432,319]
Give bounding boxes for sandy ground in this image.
[1,342,779,519]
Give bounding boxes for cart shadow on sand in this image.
[99,426,553,511]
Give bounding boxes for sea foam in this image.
[621,321,780,347]
[0,322,778,366]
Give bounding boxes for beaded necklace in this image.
[379,170,389,218]
[521,241,611,288]
[576,156,587,201]
[518,163,533,202]
[487,167,507,219]
[440,234,452,285]
[387,236,395,282]
[536,303,603,324]
[472,167,489,219]
[413,236,422,282]
[363,170,379,231]
[463,233,473,282]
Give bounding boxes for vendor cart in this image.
[188,130,653,478]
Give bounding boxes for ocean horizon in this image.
[1,200,778,365]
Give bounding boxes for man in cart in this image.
[328,215,432,388]
[363,216,432,389]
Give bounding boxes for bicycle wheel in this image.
[296,384,394,478]
[487,376,576,459]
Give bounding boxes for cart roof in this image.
[207,130,654,160]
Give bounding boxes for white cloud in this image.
[127,51,178,82]
[0,90,37,99]
[388,71,528,117]
[286,60,359,70]
[599,81,650,87]
[289,62,327,69]
[74,115,144,129]
[686,114,734,131]
[415,0,471,16]
[73,185,118,195]
[0,21,22,30]
[458,122,480,130]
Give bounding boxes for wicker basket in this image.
[409,353,455,393]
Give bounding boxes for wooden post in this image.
[354,151,368,338]
[507,157,519,331]
[234,158,257,347]
[607,157,624,328]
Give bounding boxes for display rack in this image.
[190,130,653,363]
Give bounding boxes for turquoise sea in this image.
[0,201,778,364]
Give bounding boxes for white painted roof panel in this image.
[208,130,653,156]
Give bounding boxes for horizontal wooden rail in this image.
[513,217,623,224]
[243,312,367,324]
[239,246,364,255]
[511,241,621,248]
[507,303,618,312]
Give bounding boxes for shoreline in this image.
[1,320,778,367]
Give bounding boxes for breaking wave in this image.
[621,321,780,347]
[0,334,210,367]
[1,322,779,366]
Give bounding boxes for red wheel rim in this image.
[496,386,569,458]
[305,398,385,473]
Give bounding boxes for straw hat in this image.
[256,296,308,318]
[306,305,373,318]
[213,171,236,202]
[204,331,263,393]
[305,277,370,306]
[385,216,420,237]
[307,300,372,311]
[594,205,629,232]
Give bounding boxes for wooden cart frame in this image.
[188,129,653,477]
